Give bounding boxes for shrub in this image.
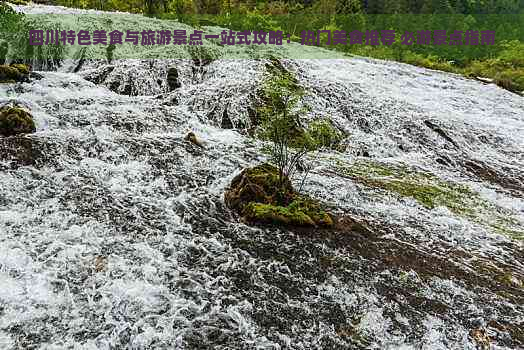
[307,118,343,150]
[257,60,316,190]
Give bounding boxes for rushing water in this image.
[1,3,523,349]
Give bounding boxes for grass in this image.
[336,159,524,239]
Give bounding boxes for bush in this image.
[257,60,316,190]
[307,118,344,150]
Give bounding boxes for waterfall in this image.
[0,3,523,350]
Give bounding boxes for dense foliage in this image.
[10,0,524,91]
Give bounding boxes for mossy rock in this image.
[243,202,316,226]
[308,118,345,150]
[225,163,294,211]
[10,63,30,75]
[0,106,36,136]
[0,64,30,83]
[225,163,333,228]
[8,0,29,5]
[0,65,22,80]
[242,196,334,228]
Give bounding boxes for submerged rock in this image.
[83,65,115,85]
[167,67,181,90]
[424,119,458,148]
[0,105,36,137]
[0,136,35,167]
[225,163,333,227]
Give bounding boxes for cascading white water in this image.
[1,3,523,350]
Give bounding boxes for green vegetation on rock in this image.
[9,63,29,75]
[340,160,476,213]
[225,163,294,211]
[255,59,315,186]
[337,159,523,239]
[307,118,344,150]
[0,64,30,83]
[225,163,333,228]
[0,106,36,137]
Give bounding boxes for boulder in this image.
[167,67,181,90]
[184,132,204,148]
[224,163,333,228]
[225,163,294,211]
[0,64,31,83]
[0,105,36,137]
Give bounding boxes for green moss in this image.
[243,202,316,226]
[242,195,333,228]
[0,79,16,84]
[264,57,302,92]
[0,106,36,136]
[0,64,30,83]
[339,160,477,215]
[336,159,523,240]
[0,65,22,80]
[225,163,294,212]
[9,63,30,75]
[379,179,474,215]
[495,272,523,288]
[225,163,334,228]
[343,159,400,178]
[287,195,334,227]
[308,118,344,150]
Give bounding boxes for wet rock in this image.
[436,154,453,167]
[0,105,36,137]
[184,132,204,148]
[334,216,373,236]
[0,136,35,167]
[424,120,458,148]
[220,107,233,129]
[0,64,30,83]
[29,71,44,80]
[83,65,115,85]
[225,163,333,227]
[167,67,181,90]
[470,328,490,350]
[462,159,524,196]
[94,256,108,272]
[356,117,372,133]
[356,148,370,157]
